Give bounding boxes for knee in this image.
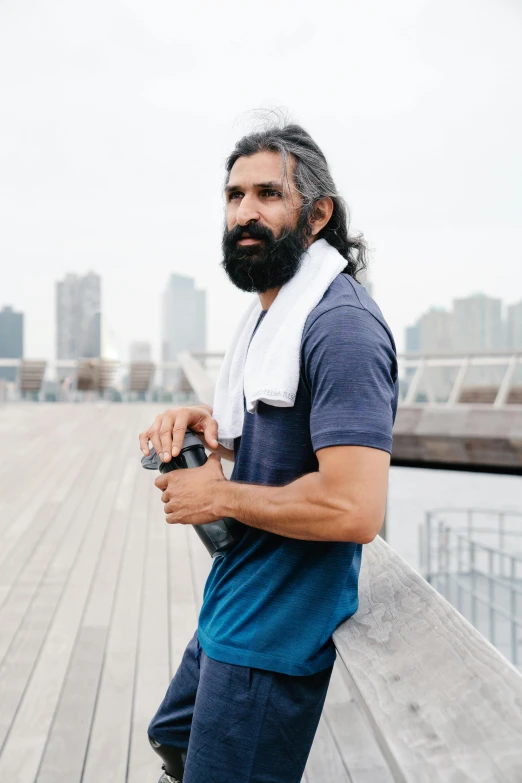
[147,712,165,746]
[147,716,159,742]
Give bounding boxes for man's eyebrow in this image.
[224,181,284,193]
[253,181,284,190]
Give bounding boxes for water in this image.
[387,467,522,572]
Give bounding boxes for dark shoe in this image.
[149,737,185,782]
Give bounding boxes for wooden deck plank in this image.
[0,439,83,570]
[126,472,171,783]
[0,442,99,643]
[322,664,394,783]
[0,402,52,523]
[304,712,352,782]
[0,563,66,752]
[0,500,64,608]
[166,525,198,677]
[0,406,90,550]
[0,408,129,781]
[0,405,85,529]
[0,405,62,482]
[0,415,117,750]
[36,418,140,782]
[36,626,107,782]
[82,444,152,783]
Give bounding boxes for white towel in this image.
[213,239,347,449]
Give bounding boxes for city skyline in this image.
[406,293,522,355]
[6,246,522,363]
[4,282,522,366]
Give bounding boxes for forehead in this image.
[227,150,296,188]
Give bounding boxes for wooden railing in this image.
[333,536,522,781]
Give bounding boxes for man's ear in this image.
[310,197,334,236]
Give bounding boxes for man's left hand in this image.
[154,454,226,525]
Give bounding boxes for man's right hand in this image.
[139,404,221,463]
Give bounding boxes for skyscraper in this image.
[407,308,454,355]
[162,274,206,388]
[56,272,101,360]
[405,324,421,353]
[404,308,454,399]
[0,305,24,382]
[452,293,504,353]
[507,301,522,351]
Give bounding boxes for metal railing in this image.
[399,353,522,406]
[2,352,522,407]
[420,507,522,666]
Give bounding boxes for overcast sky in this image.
[1,0,521,361]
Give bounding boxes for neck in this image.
[258,287,282,311]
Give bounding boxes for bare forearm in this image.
[213,471,370,543]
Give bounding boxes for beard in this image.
[221,218,309,293]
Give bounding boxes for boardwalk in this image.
[0,404,390,783]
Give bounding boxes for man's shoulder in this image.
[303,273,393,344]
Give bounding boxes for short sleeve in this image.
[302,305,398,454]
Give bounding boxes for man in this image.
[141,123,399,783]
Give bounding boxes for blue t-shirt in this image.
[198,272,399,676]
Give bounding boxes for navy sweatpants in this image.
[148,632,333,783]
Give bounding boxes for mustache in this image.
[225,222,275,246]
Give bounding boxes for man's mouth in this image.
[237,237,262,246]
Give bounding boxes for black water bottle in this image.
[141,430,243,557]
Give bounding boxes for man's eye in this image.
[261,189,282,198]
[228,192,243,201]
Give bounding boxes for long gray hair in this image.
[225,123,367,281]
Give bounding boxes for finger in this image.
[139,429,150,456]
[170,411,190,458]
[154,474,168,490]
[159,411,177,462]
[149,414,164,460]
[161,491,169,503]
[157,412,178,463]
[203,418,219,450]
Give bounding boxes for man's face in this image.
[221,151,309,294]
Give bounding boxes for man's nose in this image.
[236,194,260,226]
